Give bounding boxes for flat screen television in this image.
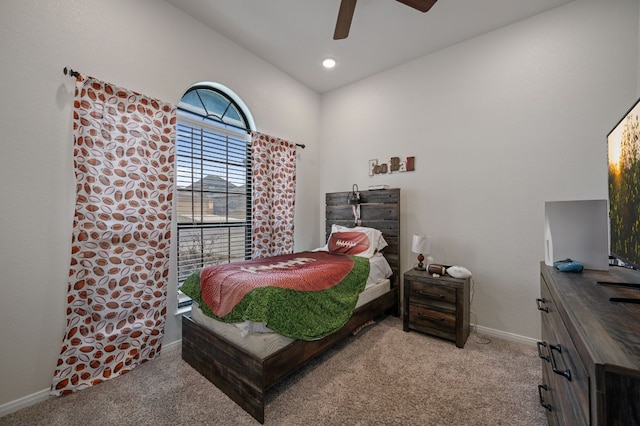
[608,97,640,270]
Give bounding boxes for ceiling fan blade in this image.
[334,0,357,40]
[395,0,437,13]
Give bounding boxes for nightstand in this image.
[403,268,470,348]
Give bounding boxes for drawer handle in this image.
[549,344,572,381]
[537,384,552,411]
[536,298,549,313]
[418,313,445,322]
[536,341,550,362]
[418,291,445,299]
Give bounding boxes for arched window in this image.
[176,83,254,309]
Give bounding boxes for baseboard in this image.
[0,339,183,419]
[0,388,51,418]
[473,324,538,346]
[162,339,181,351]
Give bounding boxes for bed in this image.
[181,188,400,423]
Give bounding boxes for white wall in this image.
[2,0,639,414]
[0,0,320,408]
[320,0,639,339]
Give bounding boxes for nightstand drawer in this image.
[408,304,456,332]
[409,281,456,305]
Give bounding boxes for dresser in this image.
[538,263,640,425]
[403,268,470,348]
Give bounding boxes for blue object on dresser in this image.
[553,259,584,272]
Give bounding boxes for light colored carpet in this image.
[1,316,546,425]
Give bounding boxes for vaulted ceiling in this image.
[166,0,574,94]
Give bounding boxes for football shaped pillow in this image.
[331,224,388,252]
[327,231,374,257]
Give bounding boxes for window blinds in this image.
[175,119,252,287]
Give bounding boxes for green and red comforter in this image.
[180,251,370,340]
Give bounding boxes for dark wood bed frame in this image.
[181,188,401,423]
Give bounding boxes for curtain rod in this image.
[63,67,305,150]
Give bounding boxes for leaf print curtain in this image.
[51,76,176,395]
[250,132,297,259]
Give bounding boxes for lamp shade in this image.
[411,234,431,254]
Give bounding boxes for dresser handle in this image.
[537,384,552,411]
[418,291,445,299]
[536,298,549,313]
[537,341,550,362]
[549,344,572,381]
[418,313,445,322]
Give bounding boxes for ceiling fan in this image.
[334,0,438,40]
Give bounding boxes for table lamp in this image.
[412,234,432,271]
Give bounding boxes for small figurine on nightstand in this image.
[428,263,448,276]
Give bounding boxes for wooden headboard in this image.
[325,188,401,299]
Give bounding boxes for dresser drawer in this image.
[546,336,589,425]
[539,362,560,426]
[409,280,456,306]
[539,275,589,425]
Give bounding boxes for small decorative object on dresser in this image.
[403,268,470,348]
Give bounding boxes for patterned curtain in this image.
[51,76,176,395]
[251,131,297,259]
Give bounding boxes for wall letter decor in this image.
[369,156,415,176]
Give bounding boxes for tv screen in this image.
[608,97,640,269]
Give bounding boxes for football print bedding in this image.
[180,251,370,340]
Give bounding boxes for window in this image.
[176,84,254,309]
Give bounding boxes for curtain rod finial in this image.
[63,67,80,78]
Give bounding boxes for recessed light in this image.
[322,58,336,69]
